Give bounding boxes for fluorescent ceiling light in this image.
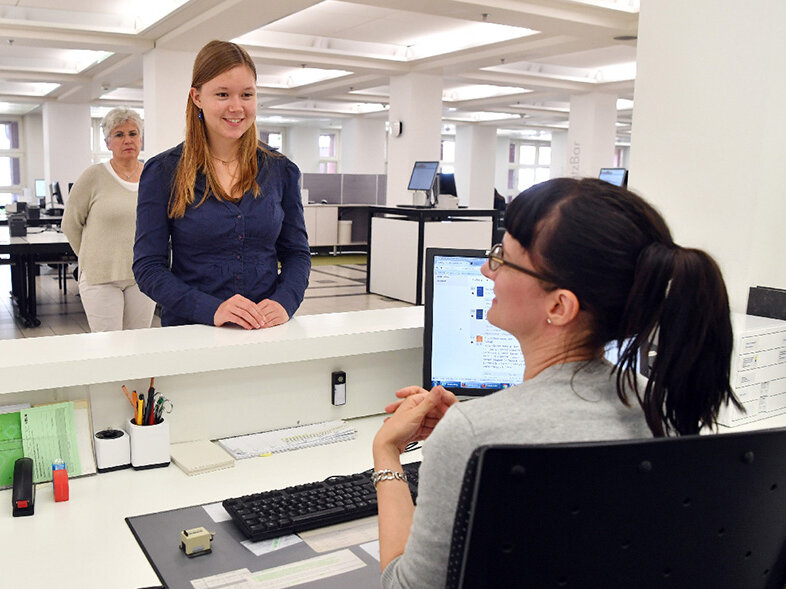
[0,102,39,115]
[445,111,522,123]
[53,49,113,74]
[568,0,639,12]
[0,82,59,97]
[403,23,537,60]
[443,85,531,102]
[596,62,636,82]
[100,88,144,102]
[132,0,191,30]
[258,68,352,89]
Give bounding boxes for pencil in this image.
[121,385,135,409]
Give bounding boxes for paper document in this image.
[20,402,82,483]
[218,420,356,459]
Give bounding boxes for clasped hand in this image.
[373,385,458,455]
[213,294,289,329]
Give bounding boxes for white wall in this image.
[550,131,568,178]
[340,118,386,174]
[23,113,44,192]
[454,124,496,208]
[143,48,193,157]
[494,136,509,197]
[386,73,442,206]
[630,0,786,313]
[286,126,321,173]
[42,102,91,194]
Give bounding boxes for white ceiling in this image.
[0,0,639,140]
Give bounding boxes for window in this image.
[0,118,23,206]
[440,137,455,174]
[318,131,339,173]
[259,129,284,151]
[507,140,551,195]
[91,118,112,164]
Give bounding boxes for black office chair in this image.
[446,429,786,589]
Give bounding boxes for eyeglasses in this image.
[487,243,554,283]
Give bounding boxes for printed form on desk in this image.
[218,420,357,459]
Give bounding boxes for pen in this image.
[136,398,143,426]
[148,393,156,425]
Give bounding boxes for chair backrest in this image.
[446,428,786,589]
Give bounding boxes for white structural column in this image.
[340,118,386,174]
[630,0,786,312]
[565,92,616,178]
[287,126,321,173]
[454,124,496,208]
[386,73,443,206]
[42,102,91,196]
[143,49,194,158]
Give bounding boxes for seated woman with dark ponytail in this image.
[371,177,742,588]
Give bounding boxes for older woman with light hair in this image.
[63,107,156,332]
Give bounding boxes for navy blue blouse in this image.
[133,143,311,327]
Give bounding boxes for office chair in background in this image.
[446,429,786,589]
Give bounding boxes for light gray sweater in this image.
[62,162,140,285]
[381,359,652,589]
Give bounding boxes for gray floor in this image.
[0,260,411,340]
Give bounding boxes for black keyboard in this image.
[223,461,420,542]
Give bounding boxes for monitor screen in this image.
[408,161,439,191]
[438,172,457,196]
[34,179,47,198]
[424,248,524,396]
[598,168,628,187]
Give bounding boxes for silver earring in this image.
[546,317,552,324]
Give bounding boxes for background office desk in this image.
[366,206,500,304]
[0,414,415,588]
[0,211,64,226]
[0,226,74,327]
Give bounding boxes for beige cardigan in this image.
[62,162,140,285]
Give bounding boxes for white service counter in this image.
[0,307,425,443]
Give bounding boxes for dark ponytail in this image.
[506,177,741,437]
[617,245,741,435]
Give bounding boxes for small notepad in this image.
[169,440,235,475]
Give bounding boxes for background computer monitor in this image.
[34,179,47,198]
[423,247,525,396]
[50,181,63,205]
[408,161,440,191]
[438,172,457,196]
[598,167,628,187]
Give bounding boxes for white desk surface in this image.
[0,414,406,588]
[2,408,783,588]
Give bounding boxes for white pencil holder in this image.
[127,418,171,469]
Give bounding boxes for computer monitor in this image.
[34,179,47,198]
[408,161,439,192]
[438,172,457,197]
[50,181,63,205]
[423,248,524,396]
[598,167,628,187]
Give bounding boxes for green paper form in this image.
[0,412,25,487]
[20,402,82,483]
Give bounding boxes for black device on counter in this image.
[12,457,35,517]
[8,214,27,237]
